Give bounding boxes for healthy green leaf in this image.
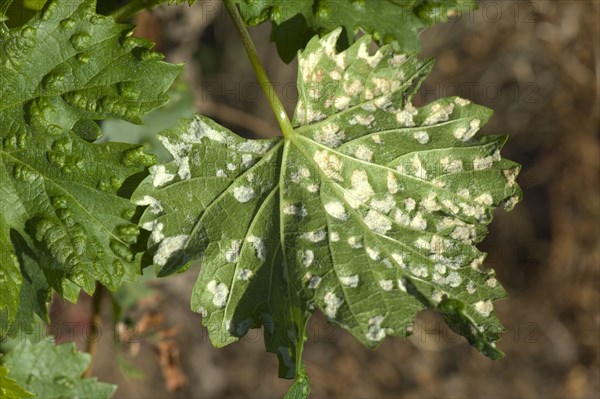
[133,28,521,389]
[0,365,35,399]
[2,339,116,398]
[234,0,477,62]
[0,0,180,336]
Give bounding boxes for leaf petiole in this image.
[222,0,294,139]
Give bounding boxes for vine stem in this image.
[83,283,105,378]
[222,0,294,139]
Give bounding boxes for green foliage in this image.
[133,28,522,391]
[234,0,477,62]
[0,0,180,337]
[0,365,35,399]
[2,339,116,398]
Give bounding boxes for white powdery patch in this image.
[207,280,229,308]
[302,249,315,267]
[330,231,340,242]
[411,155,428,180]
[414,238,430,250]
[186,116,229,144]
[303,230,327,242]
[441,157,463,173]
[345,170,374,208]
[423,102,455,126]
[421,192,441,212]
[314,124,346,148]
[475,193,494,206]
[348,236,363,249]
[470,255,486,272]
[444,271,462,287]
[396,103,417,127]
[387,172,399,194]
[177,156,191,180]
[340,275,359,288]
[413,131,430,144]
[225,240,242,263]
[216,169,227,178]
[307,183,320,193]
[364,210,392,234]
[442,199,460,214]
[435,263,447,275]
[454,97,471,106]
[233,186,255,203]
[153,235,188,266]
[324,200,348,221]
[503,168,518,187]
[236,140,273,154]
[350,114,375,126]
[410,265,429,278]
[397,278,407,292]
[466,280,477,294]
[357,42,383,67]
[142,220,165,244]
[366,247,380,260]
[392,253,405,268]
[372,134,382,144]
[355,145,374,161]
[370,194,396,214]
[458,188,471,198]
[394,209,410,225]
[451,225,473,243]
[323,292,343,318]
[344,79,363,97]
[503,196,519,211]
[379,280,393,291]
[247,236,266,261]
[308,275,322,289]
[453,119,481,141]
[487,277,498,288]
[136,195,163,214]
[409,212,427,231]
[404,198,417,211]
[475,300,493,317]
[314,150,344,181]
[473,156,494,170]
[459,202,486,221]
[366,315,386,342]
[333,96,351,111]
[390,54,407,67]
[241,154,254,169]
[284,204,308,217]
[237,268,254,281]
[151,165,175,187]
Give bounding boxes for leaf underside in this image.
[133,28,522,385]
[2,339,116,398]
[234,0,477,62]
[0,0,180,336]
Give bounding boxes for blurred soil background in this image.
[50,0,599,397]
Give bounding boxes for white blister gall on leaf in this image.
[132,28,522,390]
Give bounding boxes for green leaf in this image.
[0,365,35,399]
[2,339,116,398]
[133,28,522,391]
[234,0,477,62]
[0,0,181,336]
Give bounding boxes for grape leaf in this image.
[2,339,115,398]
[0,365,35,399]
[132,28,521,392]
[234,0,477,62]
[0,0,180,336]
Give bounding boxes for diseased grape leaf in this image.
[2,340,115,398]
[132,28,522,394]
[0,365,35,399]
[0,0,180,336]
[234,0,477,62]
